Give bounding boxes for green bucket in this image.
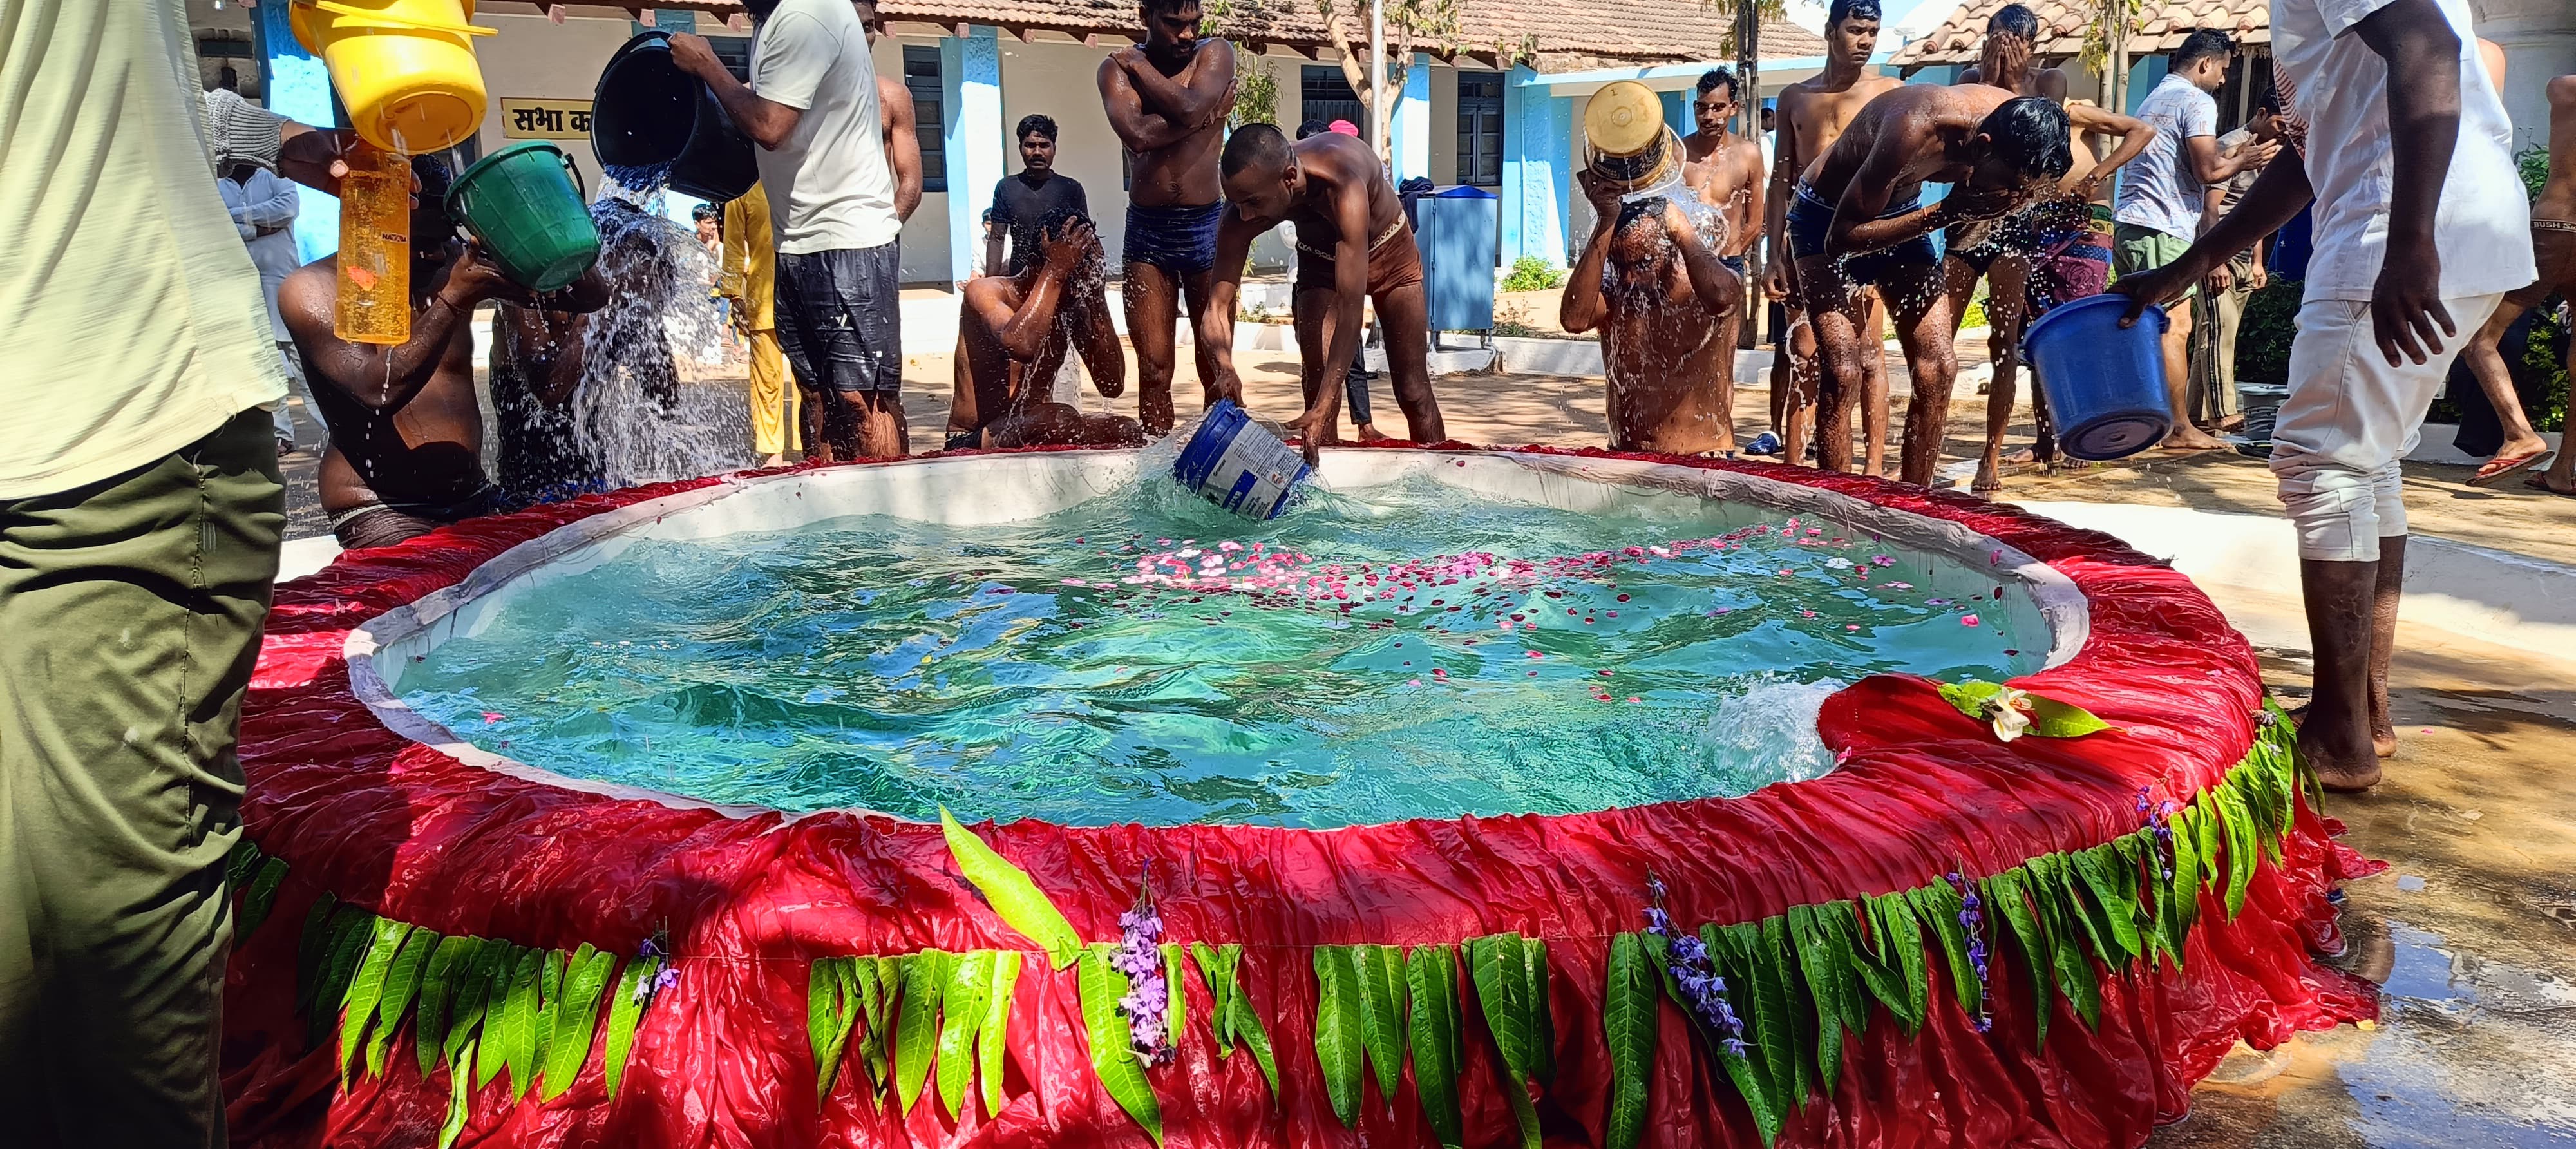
[445,142,600,293]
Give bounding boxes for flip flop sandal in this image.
[2470,450,2554,487]
[2524,474,2576,497]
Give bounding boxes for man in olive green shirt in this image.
[0,3,356,1143]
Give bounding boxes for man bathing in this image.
[1099,0,1236,435]
[1949,12,2155,491]
[1683,68,1767,286]
[1786,84,2072,486]
[1766,0,1903,471]
[1199,124,1446,462]
[953,217,1144,449]
[1561,179,1746,455]
[281,157,603,549]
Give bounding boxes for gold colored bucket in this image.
[1582,81,1679,193]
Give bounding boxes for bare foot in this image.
[1354,422,1394,444]
[1972,462,2003,493]
[2161,428,2228,451]
[760,453,787,469]
[2301,717,2384,792]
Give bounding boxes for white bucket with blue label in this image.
[1171,398,1312,520]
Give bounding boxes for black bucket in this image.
[591,30,757,202]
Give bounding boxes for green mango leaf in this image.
[1849,899,1908,1033]
[1788,904,1850,1096]
[938,808,1083,969]
[1467,934,1542,1149]
[415,934,477,1077]
[1405,944,1464,1149]
[336,917,412,1083]
[2221,784,2258,919]
[1229,949,1282,1106]
[1985,871,2053,1049]
[1077,944,1164,1146]
[438,1037,474,1149]
[893,949,948,1116]
[1312,945,1366,1126]
[1937,679,2009,719]
[1356,944,1406,1106]
[1520,936,1555,1083]
[979,950,1021,1118]
[1703,922,1786,1121]
[810,957,851,1105]
[497,945,545,1100]
[295,892,340,1011]
[531,949,565,1086]
[2194,790,2225,892]
[1756,917,1813,1105]
[1909,884,1979,1018]
[2025,695,2112,738]
[1681,924,1783,1146]
[1877,893,1931,1034]
[2036,855,2110,972]
[937,951,994,1121]
[227,839,264,893]
[308,904,374,1047]
[858,956,899,1094]
[468,945,516,1089]
[1162,944,1186,1050]
[239,857,289,941]
[366,926,439,1080]
[541,944,616,1102]
[2075,845,2144,968]
[1602,933,1660,1149]
[445,942,506,1079]
[1189,942,1236,1058]
[2031,864,2103,1031]
[602,956,652,1100]
[2164,818,2202,965]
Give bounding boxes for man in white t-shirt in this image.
[675,0,906,460]
[2112,30,2277,450]
[2116,0,2531,792]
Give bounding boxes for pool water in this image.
[398,475,2036,828]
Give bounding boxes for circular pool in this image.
[383,451,2063,826]
[225,446,2369,1149]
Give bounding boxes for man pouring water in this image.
[673,0,908,461]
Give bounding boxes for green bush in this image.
[2233,278,2302,385]
[1499,255,1565,292]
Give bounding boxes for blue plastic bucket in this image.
[1172,399,1312,519]
[2021,293,2174,461]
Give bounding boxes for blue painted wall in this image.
[941,27,1004,285]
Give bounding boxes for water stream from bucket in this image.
[571,164,751,486]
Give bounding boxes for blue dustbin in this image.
[1416,185,1499,334]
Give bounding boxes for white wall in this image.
[468,12,637,193]
[1428,66,1459,184]
[876,35,953,283]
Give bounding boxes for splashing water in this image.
[569,166,750,488]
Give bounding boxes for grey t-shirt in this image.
[750,0,898,254]
[2112,73,2218,242]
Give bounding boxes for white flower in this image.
[1987,688,2034,741]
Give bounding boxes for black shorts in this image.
[776,243,902,394]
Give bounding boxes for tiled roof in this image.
[1887,0,2268,67]
[643,0,1824,67]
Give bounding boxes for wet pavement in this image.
[2144,623,2576,1148]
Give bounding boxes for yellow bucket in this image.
[291,0,494,155]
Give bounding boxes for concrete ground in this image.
[271,323,2576,1148]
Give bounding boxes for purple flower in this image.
[2145,795,2181,881]
[1945,873,1994,1033]
[1112,873,1174,1066]
[1644,874,1748,1057]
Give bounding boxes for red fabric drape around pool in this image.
[222,446,2378,1148]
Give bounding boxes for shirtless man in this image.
[1199,124,1445,462]
[491,280,612,508]
[1560,179,1746,453]
[855,0,925,226]
[1766,0,1904,473]
[1953,25,2157,490]
[1099,0,1236,435]
[281,157,605,548]
[1683,68,1767,279]
[952,217,1144,448]
[1786,86,2072,485]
